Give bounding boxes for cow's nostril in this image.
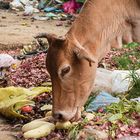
[53,112,63,120]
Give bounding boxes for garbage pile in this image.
[0,47,140,139]
[0,0,84,20]
[0,87,139,140]
[7,53,50,87]
[0,0,84,21]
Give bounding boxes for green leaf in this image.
[76,0,85,3]
[136,103,140,113]
[108,113,123,123]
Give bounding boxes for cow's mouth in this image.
[70,107,81,122]
[53,107,82,122]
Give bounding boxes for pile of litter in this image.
[0,52,139,139]
[0,43,139,139]
[0,0,84,21]
[7,53,50,87]
[2,89,140,140]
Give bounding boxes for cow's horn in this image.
[34,33,57,43]
[34,33,65,44]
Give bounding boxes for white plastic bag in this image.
[94,68,112,92]
[10,0,24,10]
[94,68,140,93]
[111,70,130,93]
[24,4,39,15]
[24,4,34,15]
[0,54,16,68]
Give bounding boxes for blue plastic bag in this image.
[44,7,57,12]
[86,91,120,112]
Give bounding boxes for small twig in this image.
[46,0,54,7]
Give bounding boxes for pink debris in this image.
[62,0,82,14]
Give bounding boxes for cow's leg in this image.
[111,21,133,49]
[132,20,140,43]
[111,36,123,49]
[122,28,133,44]
[111,32,133,49]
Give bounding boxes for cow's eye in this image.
[61,66,70,77]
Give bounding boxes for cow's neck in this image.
[66,0,139,61]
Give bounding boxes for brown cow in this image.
[35,0,140,122]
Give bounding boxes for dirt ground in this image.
[0,116,17,140]
[0,9,69,140]
[0,9,68,49]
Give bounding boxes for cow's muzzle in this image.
[53,107,81,122]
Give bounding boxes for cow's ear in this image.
[34,33,65,45]
[73,46,96,66]
[73,40,97,66]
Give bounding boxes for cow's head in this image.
[35,33,97,122]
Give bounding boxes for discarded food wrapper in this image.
[86,91,120,112]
